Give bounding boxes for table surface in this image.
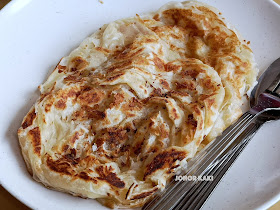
[1,0,280,209]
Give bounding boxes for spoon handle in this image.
[143,111,260,210]
[174,116,262,210]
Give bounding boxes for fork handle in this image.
[143,111,259,210]
[174,117,262,210]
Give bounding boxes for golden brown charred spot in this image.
[62,145,69,153]
[145,38,158,43]
[170,164,180,170]
[193,105,202,116]
[165,62,180,72]
[74,105,106,121]
[153,14,160,21]
[133,56,151,66]
[78,172,98,184]
[79,155,99,168]
[144,149,186,180]
[175,81,196,91]
[63,75,82,83]
[172,108,179,120]
[202,77,216,90]
[152,53,165,72]
[167,164,180,174]
[116,47,144,60]
[197,6,221,24]
[91,110,106,120]
[169,44,183,56]
[133,140,144,156]
[150,120,169,139]
[183,69,200,78]
[120,144,130,153]
[198,120,204,132]
[39,93,49,103]
[187,114,197,128]
[52,58,63,73]
[187,36,206,58]
[55,99,66,110]
[69,132,80,144]
[129,97,143,109]
[22,108,36,129]
[198,93,215,101]
[64,148,80,165]
[57,65,67,73]
[44,96,55,112]
[55,87,80,103]
[67,89,79,98]
[104,127,128,148]
[78,88,104,106]
[96,165,125,188]
[206,33,237,63]
[112,93,125,106]
[106,73,125,81]
[106,60,133,72]
[122,97,143,117]
[162,9,204,36]
[94,127,130,154]
[150,88,162,97]
[161,6,243,70]
[28,127,41,156]
[205,98,215,107]
[158,46,164,57]
[243,44,252,53]
[95,47,110,54]
[105,154,117,160]
[46,155,74,175]
[130,187,158,200]
[95,137,104,149]
[160,79,170,90]
[170,33,181,39]
[70,56,89,72]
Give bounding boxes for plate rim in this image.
[0,0,280,209]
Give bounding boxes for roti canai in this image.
[18,1,258,208]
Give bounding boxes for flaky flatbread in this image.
[18,1,258,208]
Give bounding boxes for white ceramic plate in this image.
[0,0,280,209]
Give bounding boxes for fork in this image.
[143,57,280,210]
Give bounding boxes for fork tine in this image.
[175,122,259,210]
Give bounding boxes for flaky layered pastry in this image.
[18,1,258,208]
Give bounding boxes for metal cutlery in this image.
[143,57,280,210]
